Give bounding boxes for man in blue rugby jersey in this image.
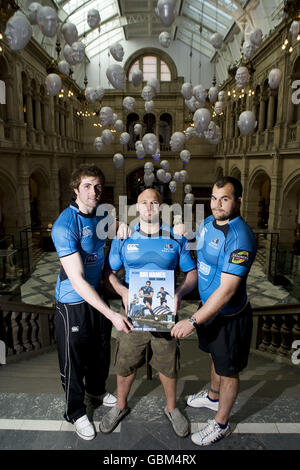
[99,188,197,438]
[171,176,257,446]
[51,164,133,441]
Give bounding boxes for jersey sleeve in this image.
[51,213,79,258]
[179,236,197,272]
[222,228,256,277]
[107,237,124,271]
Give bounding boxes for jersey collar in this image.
[70,199,97,218]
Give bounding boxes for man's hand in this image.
[111,312,133,333]
[171,319,194,339]
[117,222,131,240]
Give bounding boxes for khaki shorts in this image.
[114,329,180,379]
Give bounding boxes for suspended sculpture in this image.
[193,108,211,132]
[193,84,207,105]
[113,153,124,169]
[179,170,188,182]
[160,160,169,171]
[169,180,176,193]
[87,9,101,29]
[235,66,250,89]
[157,168,166,182]
[155,0,177,27]
[181,82,193,100]
[185,96,202,112]
[147,78,160,94]
[249,28,263,47]
[242,41,256,59]
[95,86,105,101]
[208,87,218,103]
[100,106,114,126]
[164,172,171,183]
[4,12,32,51]
[141,85,156,101]
[131,69,143,88]
[170,132,185,152]
[159,31,171,48]
[142,134,159,155]
[120,132,130,145]
[114,120,124,132]
[218,90,226,101]
[71,42,85,64]
[144,172,155,187]
[37,6,58,37]
[85,87,97,103]
[208,125,221,145]
[28,3,41,25]
[214,101,224,115]
[184,184,192,194]
[45,73,62,97]
[135,141,146,159]
[180,150,191,163]
[290,21,300,40]
[237,110,257,136]
[123,96,136,112]
[58,60,70,76]
[62,22,78,46]
[94,137,104,152]
[184,193,194,204]
[145,100,154,113]
[63,44,77,65]
[106,64,126,90]
[268,69,282,90]
[101,129,114,146]
[210,32,223,50]
[110,42,124,62]
[144,162,154,174]
[134,123,142,136]
[185,127,195,140]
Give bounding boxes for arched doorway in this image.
[247,170,271,229]
[159,113,172,150]
[143,113,156,134]
[29,170,51,228]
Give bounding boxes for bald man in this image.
[99,189,197,438]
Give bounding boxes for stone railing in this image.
[0,300,56,364]
[252,303,300,361]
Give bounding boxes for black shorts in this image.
[195,303,253,377]
[143,296,153,306]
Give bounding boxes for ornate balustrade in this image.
[253,303,300,360]
[0,300,56,364]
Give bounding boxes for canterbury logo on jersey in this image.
[162,243,175,252]
[127,244,139,251]
[229,250,251,266]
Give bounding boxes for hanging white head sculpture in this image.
[45,73,62,97]
[214,101,224,115]
[100,106,114,127]
[170,132,186,152]
[208,87,218,103]
[181,82,193,100]
[159,31,171,48]
[87,9,100,29]
[37,6,58,37]
[58,60,70,76]
[101,129,115,146]
[141,85,156,101]
[268,69,282,90]
[5,12,32,51]
[106,64,126,90]
[94,137,104,152]
[95,86,105,101]
[210,32,223,49]
[193,108,211,132]
[242,41,256,59]
[180,150,191,163]
[110,42,124,62]
[62,22,78,46]
[123,96,136,112]
[114,119,124,132]
[237,111,257,136]
[155,0,177,27]
[28,3,41,25]
[113,153,124,169]
[249,28,263,47]
[120,132,130,145]
[134,123,142,136]
[131,69,143,88]
[142,134,159,155]
[193,84,207,104]
[235,66,250,89]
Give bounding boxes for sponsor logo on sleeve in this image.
[229,250,251,266]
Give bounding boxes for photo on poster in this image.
[128,269,175,332]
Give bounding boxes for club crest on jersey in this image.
[209,238,219,249]
[82,226,92,237]
[229,250,251,266]
[162,243,175,252]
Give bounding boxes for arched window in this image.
[128,56,171,82]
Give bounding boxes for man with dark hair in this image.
[139,280,154,315]
[171,176,257,446]
[51,164,133,441]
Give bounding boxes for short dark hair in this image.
[146,281,151,285]
[214,176,243,200]
[70,164,105,190]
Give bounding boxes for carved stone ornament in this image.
[155,0,177,27]
[237,110,257,136]
[113,153,124,169]
[5,12,32,51]
[110,42,124,62]
[159,31,171,48]
[37,6,58,38]
[45,73,62,97]
[106,64,126,90]
[62,22,78,46]
[87,9,101,29]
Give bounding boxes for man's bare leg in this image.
[159,372,176,411]
[117,372,136,409]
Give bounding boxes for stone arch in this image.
[28,166,51,228]
[230,166,242,180]
[0,169,18,242]
[159,113,172,148]
[247,167,271,229]
[278,170,300,248]
[215,166,223,180]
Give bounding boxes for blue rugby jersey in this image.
[196,215,257,315]
[108,223,196,284]
[51,201,114,303]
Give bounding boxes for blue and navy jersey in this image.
[108,223,196,284]
[140,286,154,297]
[196,215,257,315]
[158,291,169,301]
[51,202,114,303]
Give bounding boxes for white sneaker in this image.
[191,419,231,446]
[86,392,117,407]
[74,414,95,441]
[187,389,219,410]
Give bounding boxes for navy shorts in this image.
[195,303,253,377]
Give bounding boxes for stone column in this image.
[258,97,266,132]
[267,91,276,129]
[25,87,35,146]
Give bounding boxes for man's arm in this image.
[171,272,243,338]
[59,252,132,332]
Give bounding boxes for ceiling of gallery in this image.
[56,0,248,60]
